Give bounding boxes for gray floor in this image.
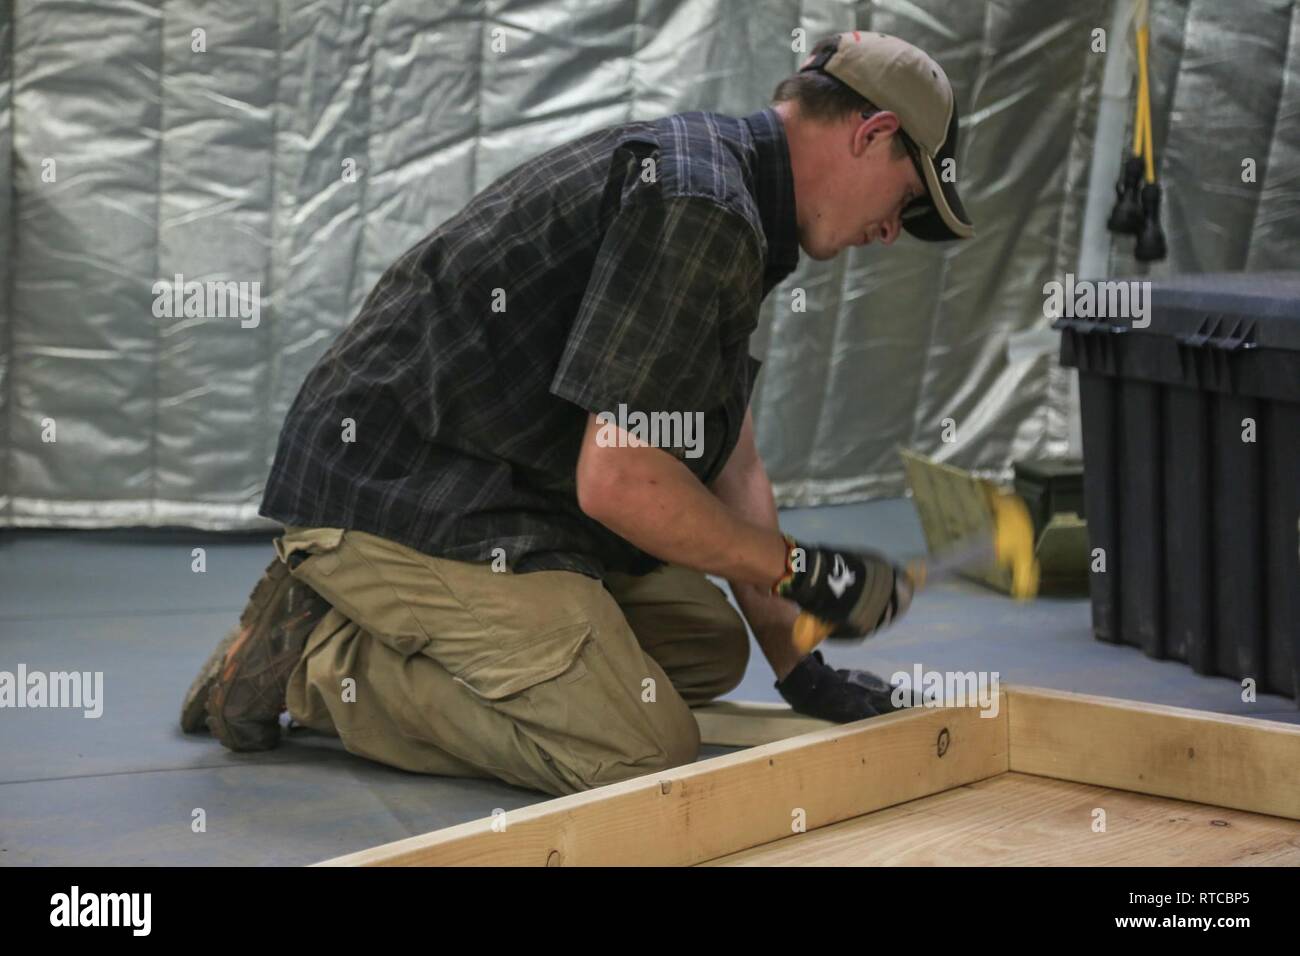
[1,499,1294,865]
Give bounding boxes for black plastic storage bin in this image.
[1055,273,1300,700]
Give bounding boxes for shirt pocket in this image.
[452,621,592,702]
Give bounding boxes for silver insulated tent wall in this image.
[2,0,1298,529]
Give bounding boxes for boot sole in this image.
[179,624,242,734]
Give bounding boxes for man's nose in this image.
[877,215,901,246]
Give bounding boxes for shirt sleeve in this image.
[550,194,763,420]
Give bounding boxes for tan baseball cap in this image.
[800,31,974,241]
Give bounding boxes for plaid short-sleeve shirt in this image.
[261,108,799,578]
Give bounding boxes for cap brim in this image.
[902,112,974,242]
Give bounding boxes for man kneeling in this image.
[181,31,974,796]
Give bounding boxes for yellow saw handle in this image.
[791,613,837,657]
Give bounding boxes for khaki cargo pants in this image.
[276,527,749,796]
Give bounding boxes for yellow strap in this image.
[1137,25,1156,183]
[1132,55,1146,157]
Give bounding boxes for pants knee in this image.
[568,701,701,791]
[679,612,750,705]
[653,703,702,768]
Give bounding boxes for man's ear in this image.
[859,110,902,151]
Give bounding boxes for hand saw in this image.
[790,491,1039,656]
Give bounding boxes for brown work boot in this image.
[205,557,330,752]
[179,622,242,734]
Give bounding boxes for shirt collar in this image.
[742,107,800,295]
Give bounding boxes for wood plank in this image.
[693,700,835,747]
[319,697,1009,866]
[1008,687,1300,820]
[708,772,1300,866]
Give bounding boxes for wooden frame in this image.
[319,688,1300,866]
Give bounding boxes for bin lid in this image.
[1140,272,1300,351]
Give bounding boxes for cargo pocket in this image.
[452,621,592,702]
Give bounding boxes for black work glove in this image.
[775,650,915,722]
[778,541,914,640]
